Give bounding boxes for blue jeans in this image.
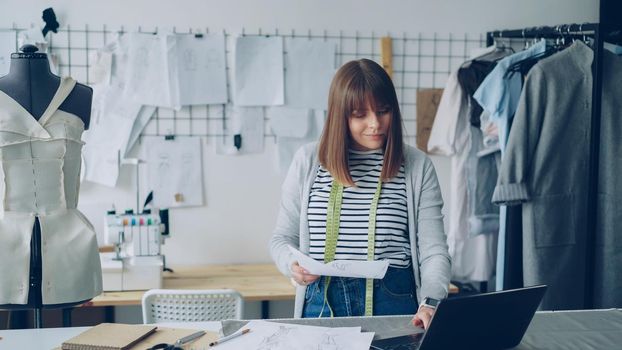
[302,263,418,317]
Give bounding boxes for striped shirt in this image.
[307,148,411,267]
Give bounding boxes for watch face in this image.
[425,298,440,307]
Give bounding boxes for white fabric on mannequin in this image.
[0,77,102,304]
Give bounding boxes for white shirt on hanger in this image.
[428,69,497,283]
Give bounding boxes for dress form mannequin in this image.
[0,45,91,126]
[0,45,96,328]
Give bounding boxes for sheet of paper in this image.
[285,38,336,110]
[234,36,284,106]
[267,107,311,138]
[0,31,17,76]
[17,26,57,73]
[18,26,46,49]
[175,33,228,105]
[88,50,113,84]
[215,320,374,350]
[144,136,204,208]
[108,34,130,86]
[216,106,264,155]
[124,33,180,109]
[82,85,142,187]
[277,110,325,176]
[288,246,389,279]
[125,105,156,156]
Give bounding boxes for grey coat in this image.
[269,142,451,317]
[492,41,622,309]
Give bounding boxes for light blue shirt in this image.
[473,39,547,153]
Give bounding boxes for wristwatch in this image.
[421,297,441,310]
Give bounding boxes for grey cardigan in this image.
[269,142,451,318]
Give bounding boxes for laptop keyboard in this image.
[379,343,420,350]
[370,333,423,350]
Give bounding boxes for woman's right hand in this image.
[291,261,320,286]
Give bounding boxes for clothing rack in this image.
[487,3,622,309]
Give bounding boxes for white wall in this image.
[1,0,598,34]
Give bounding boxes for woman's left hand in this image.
[412,305,435,329]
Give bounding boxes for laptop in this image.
[370,285,547,350]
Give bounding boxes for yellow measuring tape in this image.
[322,178,383,317]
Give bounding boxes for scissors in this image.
[148,330,206,350]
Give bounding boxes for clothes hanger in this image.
[474,31,514,62]
[503,26,566,79]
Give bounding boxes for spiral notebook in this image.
[61,323,157,350]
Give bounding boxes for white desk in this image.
[3,310,621,350]
[0,322,221,350]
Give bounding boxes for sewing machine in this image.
[100,209,169,291]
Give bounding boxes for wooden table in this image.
[86,264,295,319]
[84,263,459,321]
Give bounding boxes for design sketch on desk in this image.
[256,326,343,350]
[257,325,293,350]
[317,332,340,350]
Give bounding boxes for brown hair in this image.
[318,59,404,187]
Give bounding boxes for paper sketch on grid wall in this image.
[276,109,325,176]
[234,35,284,106]
[175,33,228,105]
[284,38,336,109]
[0,30,17,76]
[83,34,158,187]
[124,32,180,109]
[144,136,204,208]
[216,106,264,155]
[83,85,142,187]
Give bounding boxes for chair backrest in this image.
[141,289,244,324]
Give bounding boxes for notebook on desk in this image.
[61,323,157,350]
[370,285,547,350]
[59,323,220,350]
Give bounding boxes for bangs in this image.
[344,76,393,115]
[319,58,404,187]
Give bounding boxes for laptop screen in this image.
[369,285,547,350]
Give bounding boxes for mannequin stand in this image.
[1,219,88,328]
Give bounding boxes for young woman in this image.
[269,59,451,328]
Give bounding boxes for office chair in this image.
[141,289,244,323]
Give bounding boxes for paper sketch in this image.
[88,50,113,84]
[0,31,16,76]
[215,320,372,350]
[124,33,180,109]
[284,38,336,110]
[267,107,311,138]
[82,85,142,187]
[175,33,228,105]
[216,106,264,155]
[144,136,204,208]
[288,246,389,279]
[277,109,325,176]
[234,36,284,106]
[125,105,156,156]
[257,325,294,350]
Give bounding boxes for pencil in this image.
[209,328,251,347]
